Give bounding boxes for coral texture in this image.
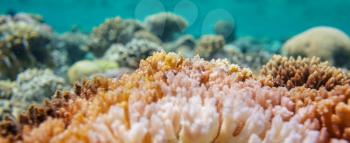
[260,55,350,90]
[282,26,350,68]
[145,12,188,41]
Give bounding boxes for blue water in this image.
[1,0,349,40]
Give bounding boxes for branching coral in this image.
[88,17,144,57]
[103,39,162,68]
[282,26,350,68]
[260,55,350,90]
[145,12,188,41]
[0,14,53,79]
[195,35,226,59]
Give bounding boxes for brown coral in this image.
[260,55,350,90]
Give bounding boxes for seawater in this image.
[0,0,349,40]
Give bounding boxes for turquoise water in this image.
[1,0,349,39]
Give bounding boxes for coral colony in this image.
[1,12,350,143]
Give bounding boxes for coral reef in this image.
[0,69,66,120]
[145,12,188,41]
[67,60,119,83]
[2,11,350,143]
[282,26,350,68]
[103,39,162,68]
[88,17,144,57]
[195,35,226,59]
[3,53,350,142]
[260,55,350,90]
[215,20,236,43]
[0,13,53,79]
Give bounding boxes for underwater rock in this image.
[282,26,350,68]
[4,53,350,142]
[215,20,236,43]
[195,35,226,59]
[260,55,350,90]
[145,12,188,42]
[0,14,53,79]
[103,39,162,68]
[88,17,144,57]
[67,59,119,83]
